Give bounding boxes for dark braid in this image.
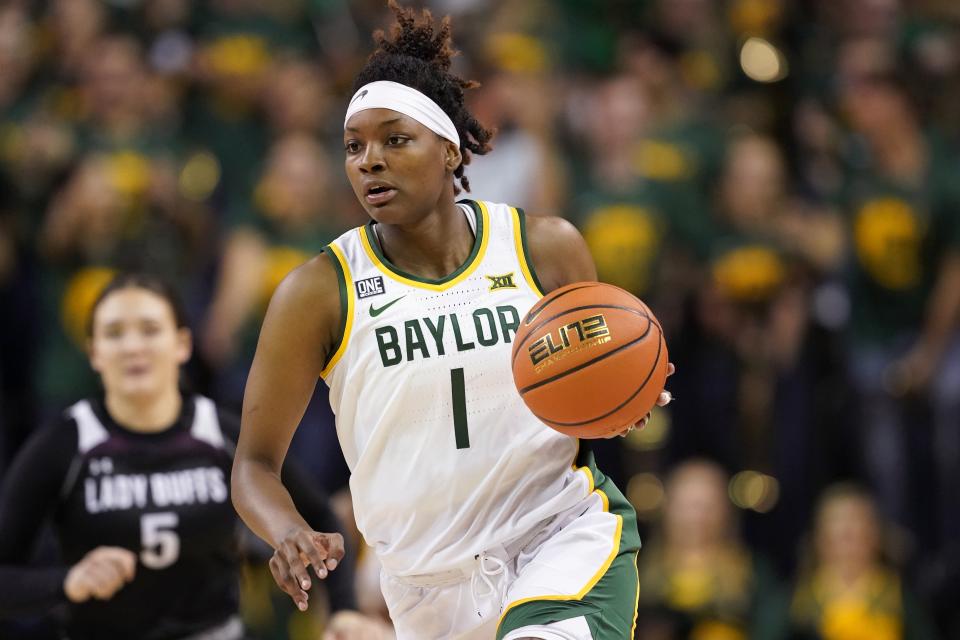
[353,0,493,194]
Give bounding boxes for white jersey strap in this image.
[191,396,225,449]
[60,400,110,501]
[68,400,109,454]
[462,202,477,235]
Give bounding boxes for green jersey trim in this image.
[359,200,489,291]
[320,245,353,378]
[515,207,546,296]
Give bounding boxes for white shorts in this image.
[379,485,641,640]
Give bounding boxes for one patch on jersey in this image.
[486,272,518,291]
[356,276,386,299]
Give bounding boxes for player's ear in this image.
[175,328,192,365]
[87,339,102,373]
[443,140,462,171]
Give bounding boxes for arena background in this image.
[1,0,960,638]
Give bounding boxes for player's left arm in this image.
[220,410,358,612]
[523,214,597,291]
[523,214,674,435]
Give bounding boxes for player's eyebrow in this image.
[345,117,404,133]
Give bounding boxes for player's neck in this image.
[376,199,474,280]
[105,388,183,433]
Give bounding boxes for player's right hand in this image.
[63,546,137,603]
[607,362,675,438]
[269,529,345,611]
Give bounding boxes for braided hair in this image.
[353,0,493,194]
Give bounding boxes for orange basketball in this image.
[511,282,669,438]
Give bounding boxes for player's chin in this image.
[364,199,409,224]
[117,379,164,401]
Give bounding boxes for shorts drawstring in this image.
[470,551,507,617]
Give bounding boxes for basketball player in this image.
[232,3,673,639]
[0,273,357,639]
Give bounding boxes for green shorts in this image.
[496,449,642,640]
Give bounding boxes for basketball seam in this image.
[531,323,664,428]
[511,304,651,368]
[523,283,601,326]
[517,319,654,394]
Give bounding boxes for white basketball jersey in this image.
[322,200,592,577]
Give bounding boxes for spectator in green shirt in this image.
[202,133,347,386]
[788,484,937,640]
[837,70,960,557]
[201,132,352,497]
[33,35,209,411]
[636,459,788,640]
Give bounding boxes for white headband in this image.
[344,81,461,148]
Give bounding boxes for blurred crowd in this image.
[2,0,960,638]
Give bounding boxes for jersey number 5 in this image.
[140,512,180,569]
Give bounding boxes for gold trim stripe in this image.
[320,243,354,379]
[630,551,640,638]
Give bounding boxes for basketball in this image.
[511,282,669,439]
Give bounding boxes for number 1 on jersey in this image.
[450,368,469,449]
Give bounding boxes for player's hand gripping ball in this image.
[511,282,670,438]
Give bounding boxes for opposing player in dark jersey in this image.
[0,273,355,639]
